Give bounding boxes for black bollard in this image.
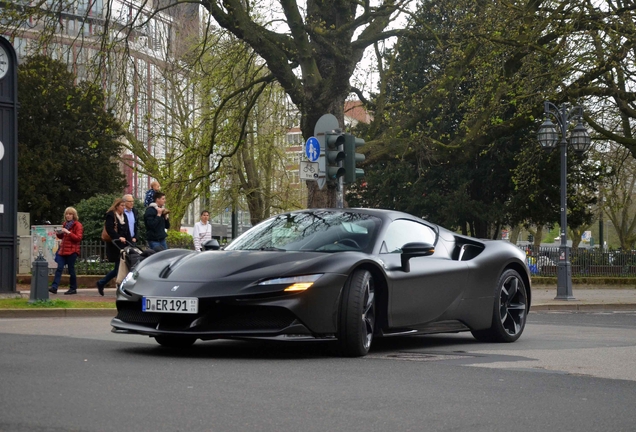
[29,252,49,303]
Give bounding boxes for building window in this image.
[286,133,302,145]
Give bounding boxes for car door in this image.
[381,219,471,327]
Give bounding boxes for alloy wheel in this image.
[499,274,527,336]
[362,279,375,349]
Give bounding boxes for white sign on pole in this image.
[299,161,320,180]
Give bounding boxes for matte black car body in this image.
[111,208,531,356]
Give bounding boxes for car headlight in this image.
[120,271,137,291]
[258,274,323,292]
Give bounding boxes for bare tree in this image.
[597,143,636,250]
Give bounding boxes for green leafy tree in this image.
[17,55,126,224]
[509,144,598,242]
[351,0,600,237]
[349,2,536,237]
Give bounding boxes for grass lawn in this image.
[0,298,116,309]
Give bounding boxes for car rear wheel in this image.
[471,269,528,343]
[338,269,375,357]
[154,335,197,348]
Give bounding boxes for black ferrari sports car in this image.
[111,208,531,356]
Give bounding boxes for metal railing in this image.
[79,240,108,261]
[64,242,636,277]
[519,245,636,277]
[74,240,195,275]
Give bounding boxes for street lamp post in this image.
[537,101,591,300]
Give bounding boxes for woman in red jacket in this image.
[49,207,84,295]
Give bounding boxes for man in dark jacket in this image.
[144,192,170,250]
[123,194,139,246]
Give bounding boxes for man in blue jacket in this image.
[144,192,170,250]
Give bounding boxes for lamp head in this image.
[537,118,558,151]
[570,120,591,154]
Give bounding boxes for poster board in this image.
[31,225,62,269]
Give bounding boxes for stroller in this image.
[115,243,157,286]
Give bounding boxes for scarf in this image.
[115,211,126,226]
[63,220,75,230]
[149,202,168,219]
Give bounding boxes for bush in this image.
[166,230,194,249]
[75,260,115,275]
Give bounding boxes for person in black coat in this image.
[96,198,133,296]
[144,191,170,251]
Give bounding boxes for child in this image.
[144,180,161,207]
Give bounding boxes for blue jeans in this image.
[51,253,78,290]
[148,240,168,251]
[98,257,120,287]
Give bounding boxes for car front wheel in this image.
[338,269,375,357]
[471,269,528,343]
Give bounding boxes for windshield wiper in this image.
[259,247,286,251]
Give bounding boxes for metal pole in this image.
[599,209,604,250]
[336,138,344,209]
[231,206,238,240]
[556,104,575,300]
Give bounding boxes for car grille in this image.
[115,300,297,333]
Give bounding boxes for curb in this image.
[0,308,116,318]
[531,303,636,312]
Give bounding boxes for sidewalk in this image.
[1,284,636,318]
[530,286,636,311]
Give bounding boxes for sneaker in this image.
[63,289,77,295]
[48,287,57,294]
[96,282,105,296]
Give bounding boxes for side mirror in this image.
[203,239,221,251]
[401,242,435,272]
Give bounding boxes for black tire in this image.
[338,269,375,357]
[154,335,197,348]
[471,269,528,343]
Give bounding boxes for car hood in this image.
[129,250,352,298]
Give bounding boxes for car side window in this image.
[380,220,437,254]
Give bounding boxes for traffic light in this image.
[343,133,365,184]
[325,131,345,180]
[528,234,534,243]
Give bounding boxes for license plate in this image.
[142,297,198,314]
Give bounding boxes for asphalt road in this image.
[0,312,635,432]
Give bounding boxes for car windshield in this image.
[225,211,382,252]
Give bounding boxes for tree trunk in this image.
[303,96,346,208]
[534,225,543,247]
[510,225,521,244]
